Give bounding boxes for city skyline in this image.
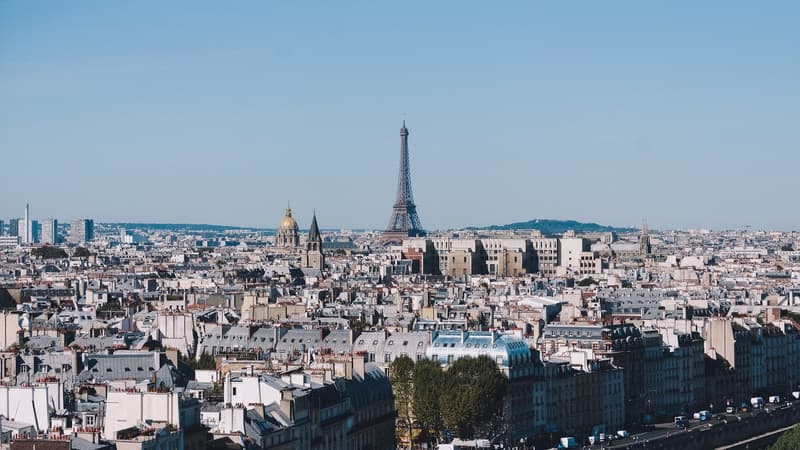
[2,2,799,230]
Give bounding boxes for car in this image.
[726,406,735,414]
[676,419,688,429]
[714,413,726,420]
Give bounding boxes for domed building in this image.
[276,206,299,248]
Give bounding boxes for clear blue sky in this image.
[2,1,798,231]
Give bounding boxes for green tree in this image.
[389,355,415,448]
[192,353,217,370]
[439,356,507,439]
[412,358,444,444]
[31,246,68,259]
[184,352,217,370]
[73,247,91,258]
[772,425,800,450]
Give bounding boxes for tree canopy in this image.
[31,246,68,259]
[772,425,800,450]
[389,355,415,447]
[73,247,91,258]
[412,358,444,442]
[439,356,507,439]
[189,353,217,370]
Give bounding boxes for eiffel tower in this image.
[382,121,426,243]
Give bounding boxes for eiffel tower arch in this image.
[382,121,426,244]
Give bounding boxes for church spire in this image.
[640,218,652,256]
[309,211,321,242]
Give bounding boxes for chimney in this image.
[353,353,366,380]
[164,348,179,367]
[279,389,295,421]
[344,359,354,380]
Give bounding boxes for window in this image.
[417,341,424,347]
[387,340,394,346]
[402,341,408,346]
[232,387,237,396]
[85,415,95,426]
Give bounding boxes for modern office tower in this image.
[19,204,31,244]
[69,219,94,244]
[8,219,19,237]
[0,220,4,236]
[31,220,40,244]
[40,219,58,244]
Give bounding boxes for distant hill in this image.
[469,219,637,235]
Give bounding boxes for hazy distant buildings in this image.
[18,220,28,244]
[0,236,18,248]
[69,219,94,244]
[31,220,40,244]
[7,219,19,237]
[18,204,31,244]
[40,219,58,245]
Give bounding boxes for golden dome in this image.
[279,207,299,230]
